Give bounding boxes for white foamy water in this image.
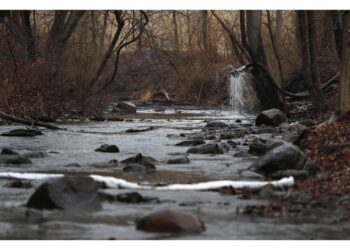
[0,172,294,191]
[229,73,247,112]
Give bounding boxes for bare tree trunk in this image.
[185,11,193,52]
[90,11,98,50]
[239,10,250,55]
[46,11,85,76]
[211,10,249,64]
[245,10,281,110]
[88,11,125,88]
[21,11,36,61]
[297,10,327,114]
[201,10,210,53]
[100,11,109,52]
[266,10,288,113]
[246,10,266,65]
[172,11,180,53]
[330,10,343,60]
[339,11,350,116]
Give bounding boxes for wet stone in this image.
[136,209,205,233]
[26,176,102,212]
[167,156,190,164]
[95,144,120,153]
[3,180,33,189]
[1,148,19,155]
[64,163,81,168]
[123,163,156,173]
[187,143,224,154]
[270,169,309,180]
[255,109,287,126]
[1,129,43,137]
[205,121,228,128]
[249,143,308,176]
[120,153,157,166]
[175,140,205,147]
[99,192,159,204]
[0,155,32,165]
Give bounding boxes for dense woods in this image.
[1,10,350,240]
[0,10,348,118]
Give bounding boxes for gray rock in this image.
[114,101,137,114]
[1,148,19,155]
[0,155,32,165]
[26,177,102,212]
[240,170,265,180]
[167,156,190,164]
[205,121,228,128]
[95,144,120,153]
[270,169,309,180]
[136,209,205,233]
[187,143,224,154]
[249,143,307,176]
[64,163,81,168]
[248,138,285,156]
[120,153,157,166]
[175,140,205,147]
[99,192,159,203]
[255,109,287,126]
[123,163,156,173]
[1,129,42,137]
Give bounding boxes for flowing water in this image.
[0,106,349,240]
[229,74,246,112]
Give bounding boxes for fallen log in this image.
[0,111,63,130]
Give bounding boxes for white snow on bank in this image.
[0,172,294,191]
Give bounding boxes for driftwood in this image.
[0,111,63,130]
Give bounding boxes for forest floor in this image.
[295,115,350,199]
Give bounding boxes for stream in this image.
[0,106,349,240]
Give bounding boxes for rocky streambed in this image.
[0,106,349,240]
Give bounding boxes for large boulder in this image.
[248,138,284,156]
[255,109,287,126]
[136,209,205,233]
[114,101,137,115]
[26,177,102,212]
[187,143,224,154]
[249,143,307,176]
